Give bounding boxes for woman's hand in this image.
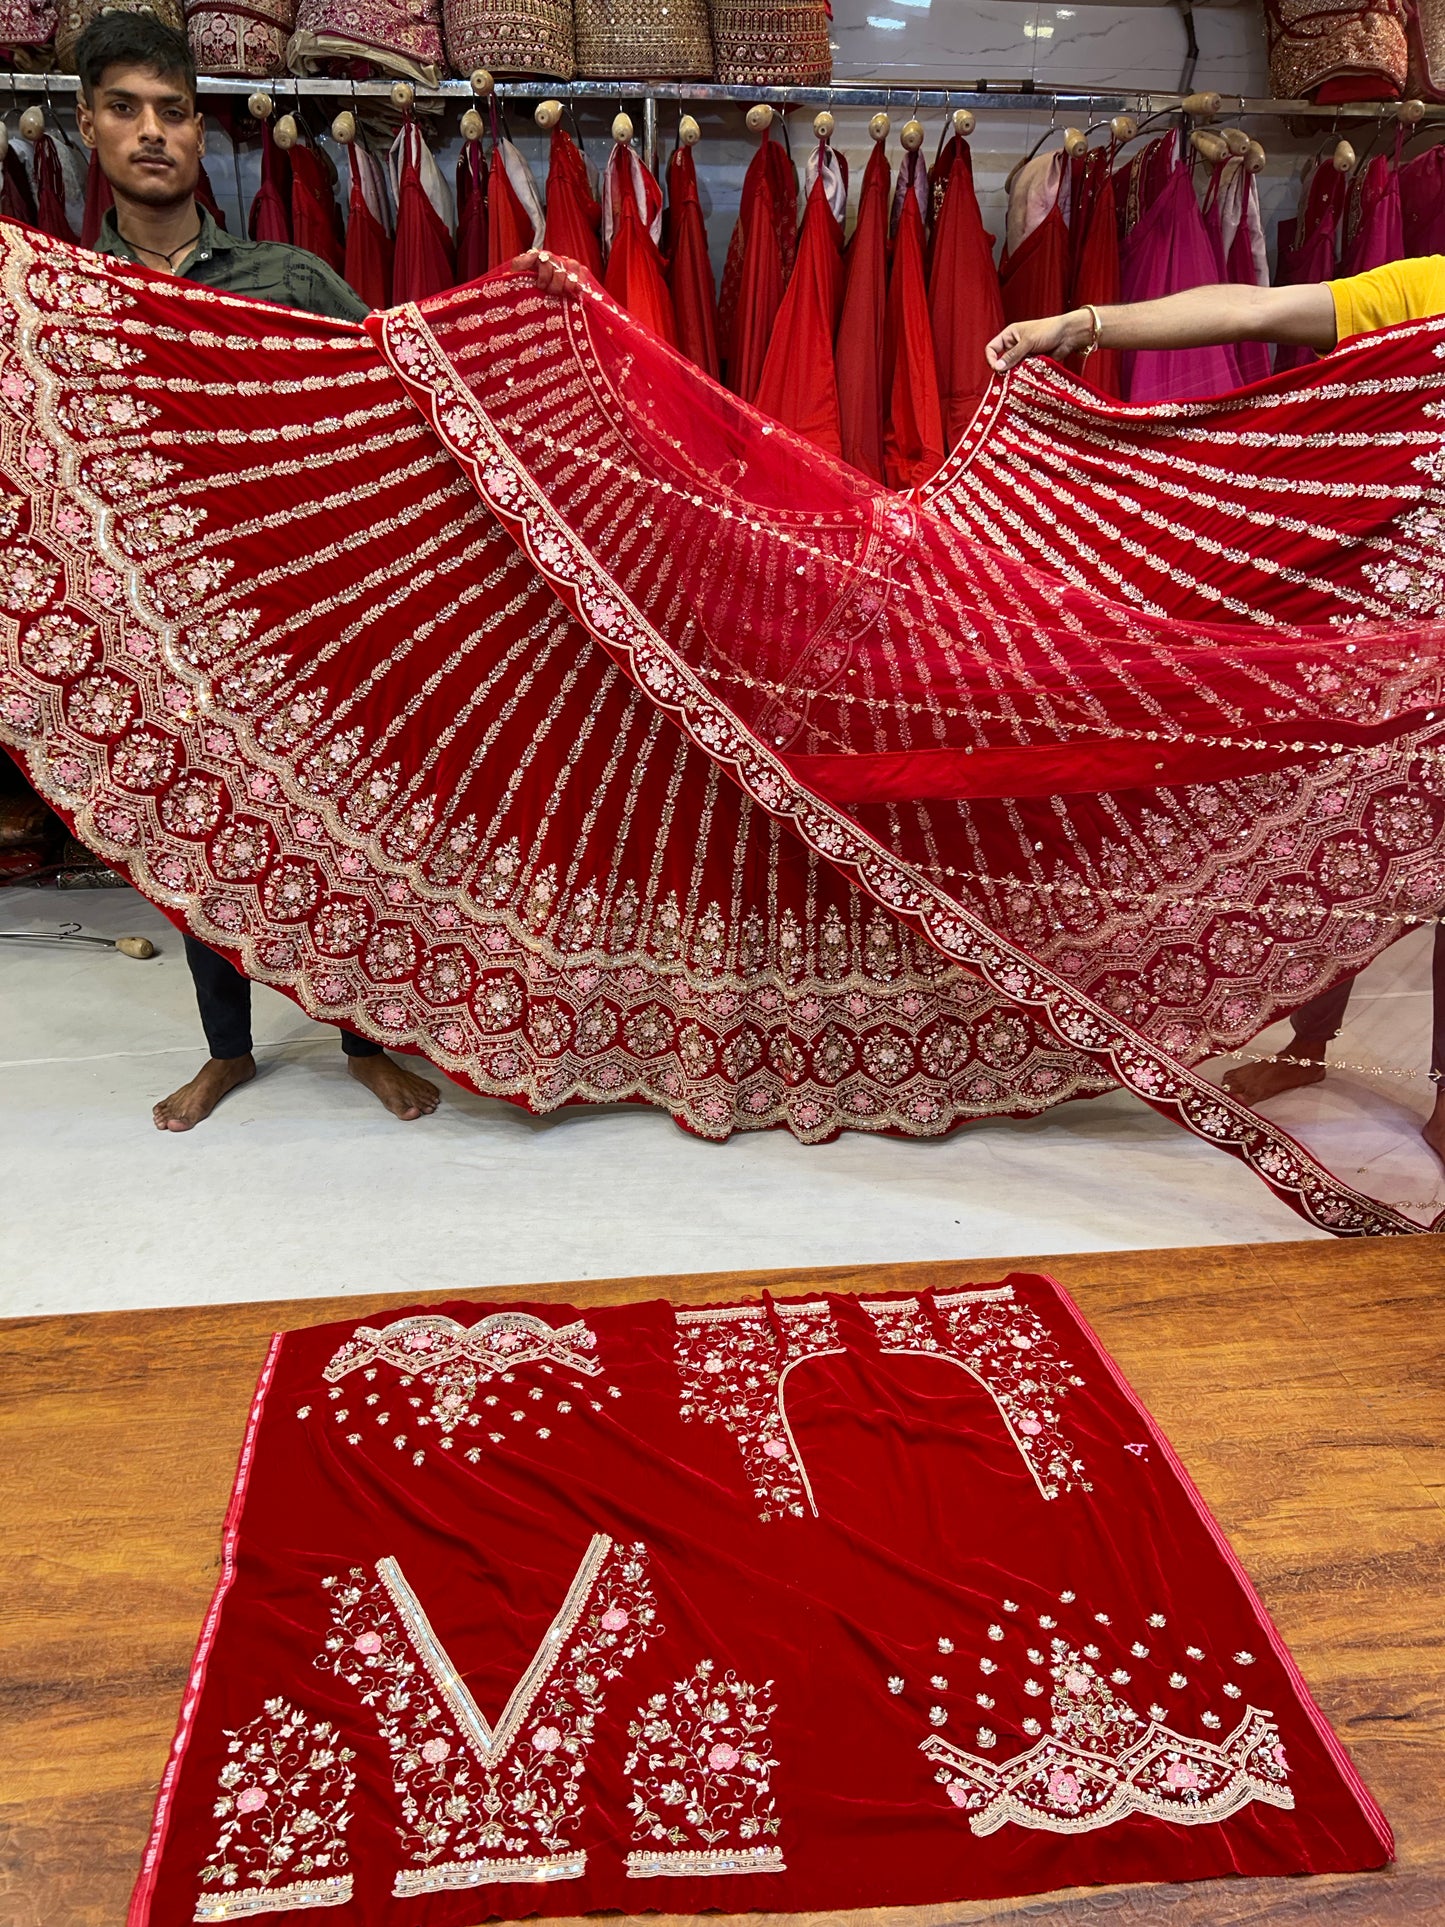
[517,248,587,297]
[985,309,1096,372]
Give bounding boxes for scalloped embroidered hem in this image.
[625,1847,787,1878]
[193,1874,352,1918]
[392,1852,586,1894]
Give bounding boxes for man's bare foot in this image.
[1422,1089,1445,1168]
[153,1054,256,1131]
[1222,1048,1327,1107]
[348,1052,441,1120]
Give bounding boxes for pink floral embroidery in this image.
[625,1659,784,1877]
[195,1699,355,1919]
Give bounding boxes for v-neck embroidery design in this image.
[377,1533,613,1769]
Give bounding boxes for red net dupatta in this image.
[376,273,1445,1234]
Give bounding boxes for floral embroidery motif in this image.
[194,1700,355,1919]
[859,1288,1090,1499]
[625,1658,784,1878]
[675,1301,842,1520]
[918,1602,1292,1836]
[320,1535,655,1893]
[316,1310,609,1466]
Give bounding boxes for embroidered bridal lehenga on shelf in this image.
[127,1283,1392,1922]
[3,225,1445,1231]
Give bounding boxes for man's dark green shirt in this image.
[94,204,369,323]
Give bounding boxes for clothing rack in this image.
[7,73,1443,174]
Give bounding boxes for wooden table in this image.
[3,1237,1442,1926]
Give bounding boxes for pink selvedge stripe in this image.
[126,1332,285,1926]
[1035,1270,1394,1859]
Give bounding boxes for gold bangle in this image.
[1080,304,1104,362]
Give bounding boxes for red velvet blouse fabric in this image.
[128,1281,1389,1925]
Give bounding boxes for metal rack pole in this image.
[3,71,1444,122]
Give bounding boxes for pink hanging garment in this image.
[1119,137,1242,402]
[1203,158,1271,387]
[1274,157,1348,373]
[1400,140,1445,255]
[1341,146,1404,275]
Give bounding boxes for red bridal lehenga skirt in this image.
[128,1280,1392,1923]
[3,225,1445,1233]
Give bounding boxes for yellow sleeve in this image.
[1329,256,1445,343]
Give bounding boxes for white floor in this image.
[4,885,1441,1320]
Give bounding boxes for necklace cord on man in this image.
[122,229,202,270]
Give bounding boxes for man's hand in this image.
[517,248,587,297]
[985,308,1095,373]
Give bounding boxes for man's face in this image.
[76,64,203,208]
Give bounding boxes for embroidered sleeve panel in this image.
[625,1658,784,1878]
[193,1700,355,1920]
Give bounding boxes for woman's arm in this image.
[984,282,1338,372]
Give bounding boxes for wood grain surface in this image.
[1,1238,1441,1927]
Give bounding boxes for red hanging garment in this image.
[31,130,76,244]
[834,138,890,480]
[389,120,455,302]
[664,142,720,378]
[455,139,488,285]
[601,142,677,346]
[542,126,603,278]
[342,142,392,309]
[999,149,1069,327]
[487,138,543,272]
[196,161,229,232]
[248,119,292,244]
[883,149,945,490]
[1341,146,1405,275]
[754,145,846,455]
[80,145,113,248]
[719,130,796,398]
[1274,158,1347,373]
[927,131,1005,444]
[289,142,344,271]
[0,146,36,228]
[1064,146,1123,397]
[1401,140,1445,255]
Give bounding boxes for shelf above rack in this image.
[2,71,1444,121]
